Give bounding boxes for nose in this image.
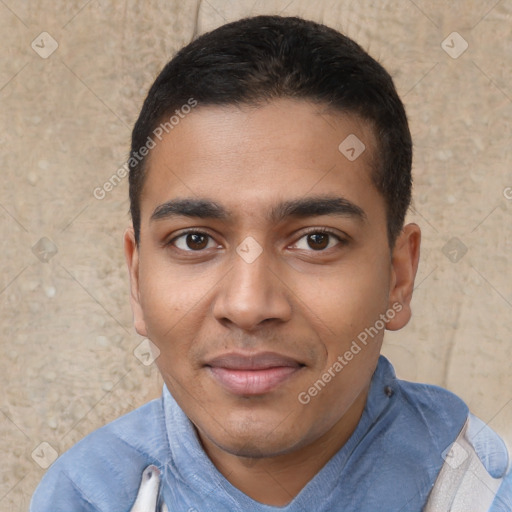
[212,245,292,331]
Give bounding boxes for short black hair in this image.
[129,15,412,247]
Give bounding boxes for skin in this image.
[124,98,421,506]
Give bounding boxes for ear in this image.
[124,227,148,337]
[386,223,421,331]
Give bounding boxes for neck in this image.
[197,386,369,506]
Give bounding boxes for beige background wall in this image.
[1,0,511,508]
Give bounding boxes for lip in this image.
[205,351,304,395]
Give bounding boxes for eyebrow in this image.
[150,195,367,223]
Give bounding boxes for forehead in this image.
[140,99,381,222]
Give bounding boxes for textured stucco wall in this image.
[1,0,511,507]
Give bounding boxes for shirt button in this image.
[384,385,393,397]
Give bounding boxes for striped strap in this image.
[424,416,504,512]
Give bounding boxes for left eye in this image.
[292,231,342,251]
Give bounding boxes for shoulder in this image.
[394,375,469,425]
[376,358,511,508]
[492,468,512,511]
[30,397,169,512]
[424,412,510,511]
[374,357,470,454]
[362,358,470,492]
[392,369,510,476]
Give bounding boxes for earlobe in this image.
[386,223,421,331]
[123,227,148,337]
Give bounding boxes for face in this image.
[125,98,420,459]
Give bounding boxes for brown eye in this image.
[171,231,217,251]
[186,233,208,250]
[291,230,343,252]
[307,233,329,250]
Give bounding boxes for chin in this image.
[218,435,299,459]
[199,418,307,459]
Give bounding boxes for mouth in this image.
[205,352,305,396]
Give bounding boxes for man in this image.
[30,15,511,511]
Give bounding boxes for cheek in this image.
[296,256,390,333]
[137,255,206,344]
[138,265,204,393]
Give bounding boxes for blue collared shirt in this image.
[30,356,512,511]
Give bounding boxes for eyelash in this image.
[166,227,347,252]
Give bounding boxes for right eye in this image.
[167,231,220,252]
